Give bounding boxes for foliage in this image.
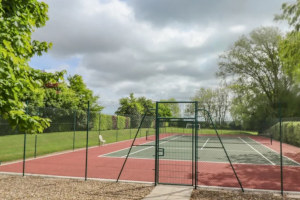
[116,93,172,127]
[99,114,113,131]
[191,87,229,125]
[68,74,102,112]
[275,0,300,31]
[0,0,54,133]
[160,98,180,117]
[266,121,300,147]
[275,0,300,81]
[218,27,298,130]
[278,32,300,81]
[115,93,144,128]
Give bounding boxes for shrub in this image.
[266,121,300,147]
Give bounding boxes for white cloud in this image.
[31,0,287,113]
[229,25,246,33]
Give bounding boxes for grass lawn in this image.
[0,127,257,162]
[0,128,154,162]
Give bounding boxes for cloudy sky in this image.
[30,0,288,113]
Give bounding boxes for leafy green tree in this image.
[160,98,180,117]
[191,88,229,125]
[275,0,300,31]
[68,74,102,112]
[115,93,144,128]
[136,96,155,115]
[0,0,52,133]
[116,93,143,116]
[116,93,172,127]
[275,0,300,81]
[278,32,300,81]
[218,27,297,129]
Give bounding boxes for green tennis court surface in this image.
[100,135,300,166]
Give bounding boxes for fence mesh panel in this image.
[0,103,300,194]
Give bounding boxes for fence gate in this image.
[155,101,198,186]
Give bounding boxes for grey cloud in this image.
[31,0,286,111]
[34,0,144,57]
[126,0,285,27]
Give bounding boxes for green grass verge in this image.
[0,127,257,163]
[0,128,155,162]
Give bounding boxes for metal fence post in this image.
[34,135,37,158]
[22,100,28,177]
[73,110,76,151]
[98,112,101,146]
[155,102,159,185]
[279,103,283,196]
[194,101,198,189]
[130,117,132,139]
[116,116,118,142]
[85,101,90,181]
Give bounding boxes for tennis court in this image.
[0,132,300,191]
[101,134,300,166]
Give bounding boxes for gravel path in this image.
[0,174,153,200]
[2,174,300,200]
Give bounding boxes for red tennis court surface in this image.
[0,135,300,192]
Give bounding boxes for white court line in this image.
[200,138,210,150]
[98,156,300,167]
[99,134,176,158]
[120,135,182,158]
[247,137,300,166]
[239,137,275,165]
[98,139,156,157]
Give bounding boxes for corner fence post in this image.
[155,102,159,185]
[85,101,90,181]
[22,100,29,177]
[194,101,198,189]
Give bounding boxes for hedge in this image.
[265,121,300,147]
[90,114,130,131]
[0,112,131,135]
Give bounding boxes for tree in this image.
[191,88,229,125]
[68,74,102,111]
[217,27,297,129]
[115,93,172,127]
[160,98,180,117]
[0,0,52,133]
[275,0,300,31]
[116,93,146,128]
[275,0,300,81]
[278,32,300,81]
[115,93,143,116]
